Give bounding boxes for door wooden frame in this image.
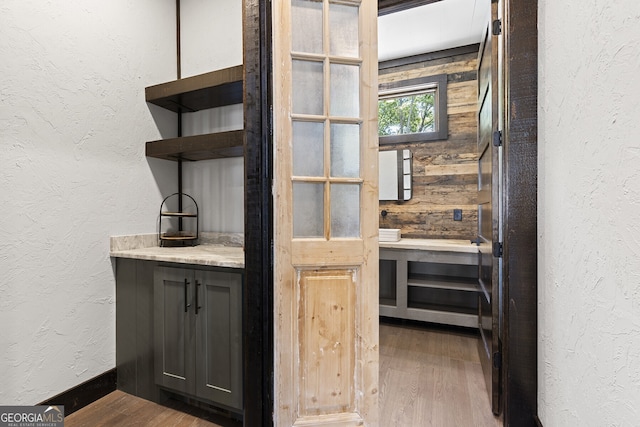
[501,1,538,426]
[243,0,273,426]
[242,0,538,425]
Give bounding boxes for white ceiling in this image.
[378,0,491,61]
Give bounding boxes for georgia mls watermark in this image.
[0,406,64,427]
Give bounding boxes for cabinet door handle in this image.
[195,280,202,315]
[184,279,191,313]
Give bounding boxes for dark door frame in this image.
[501,1,538,426]
[242,1,537,426]
[242,0,273,426]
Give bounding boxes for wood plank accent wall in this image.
[379,46,479,240]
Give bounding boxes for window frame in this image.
[378,73,448,145]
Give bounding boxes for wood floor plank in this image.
[430,355,457,427]
[413,357,436,426]
[447,332,472,362]
[64,390,232,427]
[465,360,503,426]
[381,367,420,426]
[449,358,476,427]
[380,322,502,427]
[63,392,137,426]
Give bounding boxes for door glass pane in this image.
[293,60,324,115]
[329,3,359,58]
[330,63,359,117]
[292,0,323,54]
[293,121,324,177]
[330,184,360,238]
[330,123,359,177]
[293,182,324,237]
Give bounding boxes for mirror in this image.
[379,149,412,201]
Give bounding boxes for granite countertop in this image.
[111,234,475,266]
[379,238,478,253]
[110,232,245,268]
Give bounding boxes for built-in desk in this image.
[379,239,479,328]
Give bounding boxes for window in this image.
[378,74,448,144]
[379,89,436,135]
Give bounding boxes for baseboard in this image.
[38,368,117,416]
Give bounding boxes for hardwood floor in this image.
[67,323,500,426]
[379,321,502,427]
[64,390,241,427]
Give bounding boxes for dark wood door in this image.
[477,19,502,415]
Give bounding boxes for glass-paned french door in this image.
[273,0,379,425]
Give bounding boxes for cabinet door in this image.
[154,266,196,395]
[194,270,243,410]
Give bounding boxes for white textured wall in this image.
[0,0,176,404]
[538,0,640,424]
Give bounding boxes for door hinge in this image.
[493,351,502,369]
[492,19,502,36]
[493,130,502,147]
[493,242,503,258]
[269,104,274,136]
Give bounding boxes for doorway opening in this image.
[376,1,501,425]
[242,0,538,424]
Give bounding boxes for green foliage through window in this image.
[378,90,436,136]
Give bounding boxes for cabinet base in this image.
[160,389,243,425]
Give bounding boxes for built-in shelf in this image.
[407,301,477,316]
[146,65,243,113]
[407,274,479,292]
[379,245,479,328]
[146,130,244,161]
[379,297,396,307]
[145,65,244,161]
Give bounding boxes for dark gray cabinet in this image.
[116,258,160,402]
[154,266,243,411]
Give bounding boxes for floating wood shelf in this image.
[145,65,244,161]
[146,130,244,161]
[146,65,243,113]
